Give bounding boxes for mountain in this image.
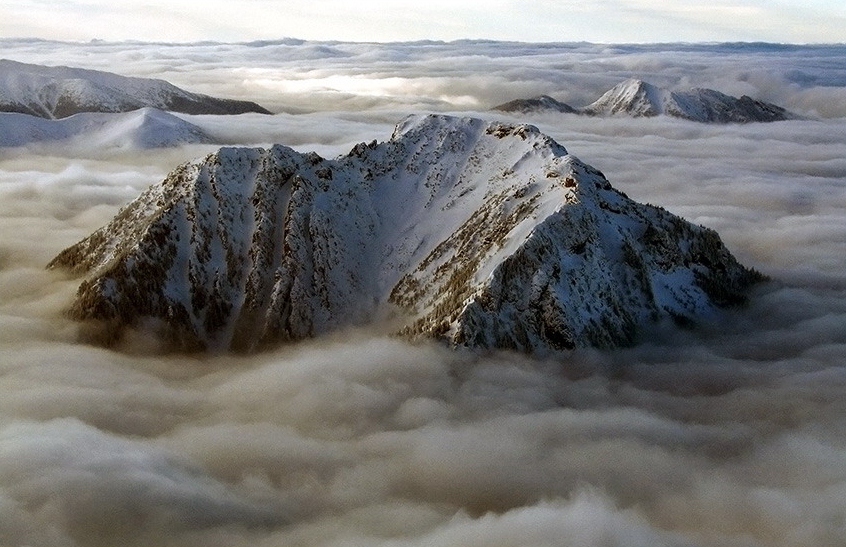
[0,107,213,148]
[0,59,271,119]
[493,95,576,114]
[48,114,764,353]
[582,79,793,122]
[494,79,793,123]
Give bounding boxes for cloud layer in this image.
[0,40,845,546]
[4,40,846,118]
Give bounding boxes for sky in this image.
[2,0,846,44]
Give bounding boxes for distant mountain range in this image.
[0,59,271,119]
[49,114,763,353]
[494,78,794,123]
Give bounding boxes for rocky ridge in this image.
[48,114,764,352]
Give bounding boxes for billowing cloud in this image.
[0,40,845,546]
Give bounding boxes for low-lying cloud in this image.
[4,39,846,117]
[1,40,845,546]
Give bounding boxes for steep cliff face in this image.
[49,114,764,352]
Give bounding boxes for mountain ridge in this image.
[494,78,794,123]
[0,59,271,119]
[48,114,764,353]
[0,107,213,148]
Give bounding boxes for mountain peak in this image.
[496,79,793,123]
[492,95,577,114]
[584,78,667,117]
[48,114,764,353]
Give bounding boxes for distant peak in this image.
[491,95,576,114]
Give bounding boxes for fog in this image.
[1,40,845,546]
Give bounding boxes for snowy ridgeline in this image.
[0,108,212,148]
[49,114,764,353]
[0,59,270,119]
[495,78,794,123]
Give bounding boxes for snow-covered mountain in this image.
[494,79,793,123]
[0,59,271,119]
[0,107,212,148]
[48,114,764,353]
[493,95,576,114]
[583,79,792,122]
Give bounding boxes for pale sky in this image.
[2,0,845,44]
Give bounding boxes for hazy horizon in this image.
[3,0,845,43]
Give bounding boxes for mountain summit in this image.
[0,59,271,119]
[49,114,764,353]
[492,95,576,114]
[494,79,793,123]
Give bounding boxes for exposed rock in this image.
[48,114,765,352]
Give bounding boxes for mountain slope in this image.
[48,114,764,353]
[583,79,792,122]
[0,107,212,148]
[493,95,576,114]
[0,59,271,119]
[494,79,793,123]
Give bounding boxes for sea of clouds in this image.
[0,39,845,547]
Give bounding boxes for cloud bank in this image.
[3,40,846,118]
[0,40,845,546]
